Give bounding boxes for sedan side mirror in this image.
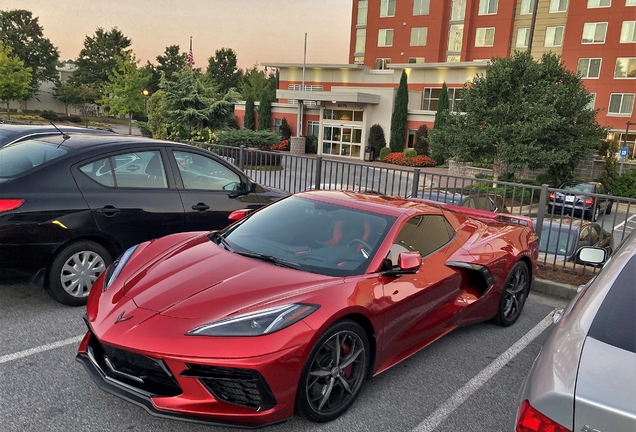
[576,246,607,265]
[228,208,252,223]
[381,252,422,276]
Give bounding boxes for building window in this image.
[410,27,428,46]
[587,0,611,6]
[609,93,634,115]
[307,120,319,138]
[615,58,636,78]
[620,21,636,43]
[582,22,608,44]
[577,58,602,78]
[520,0,534,14]
[516,28,531,48]
[323,109,363,122]
[478,0,498,15]
[627,0,636,5]
[450,0,467,20]
[354,56,365,65]
[587,93,596,110]
[408,57,425,63]
[380,0,396,17]
[475,28,495,47]
[375,58,391,69]
[413,0,430,15]
[355,29,366,53]
[287,84,322,105]
[274,118,282,134]
[544,26,564,47]
[357,0,368,25]
[448,24,464,52]
[549,0,568,12]
[378,29,394,47]
[423,88,462,111]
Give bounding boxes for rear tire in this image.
[605,200,612,214]
[491,261,529,327]
[45,241,112,306]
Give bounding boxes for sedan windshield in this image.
[538,225,578,256]
[215,196,396,277]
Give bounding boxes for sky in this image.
[2,0,353,69]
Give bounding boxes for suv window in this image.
[0,138,68,177]
[79,151,167,189]
[390,215,454,264]
[173,151,241,191]
[588,255,636,353]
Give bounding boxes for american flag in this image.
[188,37,195,70]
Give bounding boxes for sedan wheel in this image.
[492,261,529,327]
[296,320,370,422]
[46,241,112,306]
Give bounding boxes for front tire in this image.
[492,261,530,327]
[45,240,112,306]
[295,320,370,423]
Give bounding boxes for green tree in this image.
[71,27,132,87]
[157,45,187,82]
[429,51,605,183]
[434,82,449,129]
[54,82,81,115]
[0,10,59,93]
[368,123,387,159]
[257,93,272,131]
[0,41,33,119]
[414,124,430,156]
[207,48,243,95]
[239,65,275,102]
[389,70,409,152]
[243,94,255,130]
[101,51,151,134]
[602,136,619,188]
[141,62,160,94]
[279,118,292,140]
[147,90,168,139]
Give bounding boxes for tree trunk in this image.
[6,103,10,120]
[128,114,132,135]
[493,156,505,182]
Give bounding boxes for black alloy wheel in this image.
[295,320,370,423]
[492,261,530,327]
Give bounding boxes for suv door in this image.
[168,148,263,231]
[73,148,185,251]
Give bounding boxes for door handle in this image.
[96,205,121,217]
[192,203,210,211]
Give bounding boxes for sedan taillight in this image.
[549,192,555,201]
[516,400,571,432]
[584,197,594,206]
[0,199,24,213]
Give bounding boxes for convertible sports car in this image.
[77,191,538,427]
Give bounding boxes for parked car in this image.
[547,180,612,221]
[516,230,635,432]
[0,123,114,147]
[77,191,538,427]
[0,134,288,305]
[534,218,613,262]
[410,190,508,213]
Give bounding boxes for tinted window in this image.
[80,158,115,187]
[538,225,578,255]
[588,255,636,353]
[79,151,167,189]
[0,138,68,177]
[391,215,454,263]
[562,182,594,194]
[173,151,241,191]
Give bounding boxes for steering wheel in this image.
[347,238,372,252]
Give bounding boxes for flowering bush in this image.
[270,139,290,151]
[382,152,436,167]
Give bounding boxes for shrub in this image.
[383,152,436,167]
[534,173,554,186]
[279,118,292,140]
[414,124,430,155]
[379,147,391,160]
[216,129,281,148]
[305,135,318,154]
[403,149,417,158]
[368,124,387,159]
[136,121,152,137]
[40,112,60,122]
[610,168,636,198]
[270,139,289,151]
[67,116,82,123]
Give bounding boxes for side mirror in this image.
[381,252,422,276]
[577,246,607,265]
[228,208,252,223]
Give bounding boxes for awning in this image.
[276,90,381,104]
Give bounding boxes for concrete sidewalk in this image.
[533,278,578,300]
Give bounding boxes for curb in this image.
[532,278,578,300]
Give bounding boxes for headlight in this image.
[104,245,138,291]
[186,303,319,337]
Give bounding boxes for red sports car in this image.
[77,191,538,427]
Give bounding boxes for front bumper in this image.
[77,329,309,428]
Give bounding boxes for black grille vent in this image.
[181,364,276,411]
[88,335,182,397]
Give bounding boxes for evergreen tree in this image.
[207,48,243,95]
[279,117,292,140]
[389,70,409,152]
[368,123,387,159]
[147,90,168,139]
[244,94,255,130]
[258,93,272,131]
[71,28,132,88]
[434,82,449,129]
[414,124,430,155]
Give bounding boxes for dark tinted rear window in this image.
[0,138,69,177]
[588,255,636,353]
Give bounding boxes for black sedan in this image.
[547,181,613,221]
[0,134,288,305]
[0,123,114,147]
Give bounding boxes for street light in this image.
[142,89,149,115]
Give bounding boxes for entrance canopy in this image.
[276,90,381,104]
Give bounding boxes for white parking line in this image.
[614,213,636,231]
[0,335,84,365]
[412,312,554,432]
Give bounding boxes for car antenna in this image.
[50,121,70,140]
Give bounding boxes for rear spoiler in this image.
[408,198,532,227]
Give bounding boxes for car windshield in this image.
[537,225,578,256]
[562,182,594,194]
[216,196,396,277]
[0,138,69,178]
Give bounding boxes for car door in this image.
[167,148,263,231]
[380,215,464,365]
[73,148,185,251]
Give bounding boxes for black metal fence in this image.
[192,143,636,273]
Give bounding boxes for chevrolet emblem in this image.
[114,311,133,324]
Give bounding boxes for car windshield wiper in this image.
[210,232,234,252]
[233,251,301,270]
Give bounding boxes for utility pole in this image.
[296,32,307,138]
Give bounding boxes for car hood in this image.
[122,234,339,320]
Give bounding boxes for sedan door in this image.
[73,148,185,251]
[167,149,263,232]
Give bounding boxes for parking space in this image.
[0,279,559,432]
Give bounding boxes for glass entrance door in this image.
[323,126,363,158]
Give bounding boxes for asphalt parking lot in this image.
[0,278,565,432]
